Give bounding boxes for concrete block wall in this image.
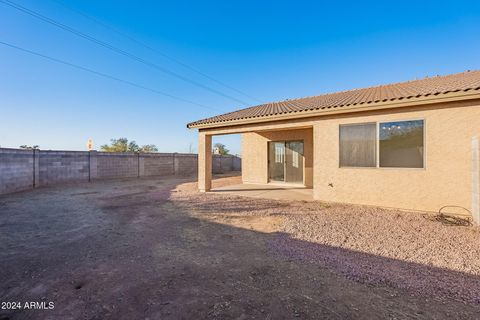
[38,150,90,185]
[96,152,139,179]
[212,154,234,173]
[0,148,241,195]
[0,148,34,194]
[212,154,238,173]
[175,154,198,176]
[232,156,241,171]
[143,153,175,176]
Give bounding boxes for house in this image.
[187,70,480,222]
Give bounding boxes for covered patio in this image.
[196,124,314,196]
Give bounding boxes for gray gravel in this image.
[181,176,480,304]
[273,203,480,303]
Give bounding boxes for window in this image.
[379,120,424,168]
[339,119,425,169]
[339,123,376,167]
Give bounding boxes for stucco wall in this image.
[313,103,480,215]
[242,128,313,187]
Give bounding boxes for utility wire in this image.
[0,0,251,106]
[51,0,263,104]
[0,40,222,112]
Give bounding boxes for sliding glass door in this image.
[268,142,285,182]
[268,140,304,184]
[285,141,304,184]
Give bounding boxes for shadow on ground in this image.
[0,175,479,319]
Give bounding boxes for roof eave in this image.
[187,90,480,130]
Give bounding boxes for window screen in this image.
[339,123,376,167]
[379,120,424,168]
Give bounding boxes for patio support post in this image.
[198,132,212,192]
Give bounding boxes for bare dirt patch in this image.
[205,214,284,233]
[1,174,479,319]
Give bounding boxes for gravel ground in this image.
[274,207,480,303]
[175,176,480,304]
[1,174,480,319]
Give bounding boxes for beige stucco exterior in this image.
[198,132,212,192]
[312,102,480,215]
[196,98,480,219]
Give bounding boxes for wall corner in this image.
[472,136,480,224]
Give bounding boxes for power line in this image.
[51,0,263,104]
[0,0,251,106]
[0,40,222,112]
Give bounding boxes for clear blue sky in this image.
[1,0,480,154]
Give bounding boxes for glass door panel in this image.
[285,141,304,184]
[268,142,285,182]
[269,140,304,184]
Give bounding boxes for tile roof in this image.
[187,70,480,128]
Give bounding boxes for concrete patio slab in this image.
[211,183,313,201]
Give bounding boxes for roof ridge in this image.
[263,70,480,106]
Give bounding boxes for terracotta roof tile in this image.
[188,70,480,128]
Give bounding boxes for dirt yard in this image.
[1,175,480,319]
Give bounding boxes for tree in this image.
[100,138,158,153]
[140,144,158,152]
[213,143,229,155]
[100,138,130,152]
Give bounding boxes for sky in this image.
[1,0,480,154]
